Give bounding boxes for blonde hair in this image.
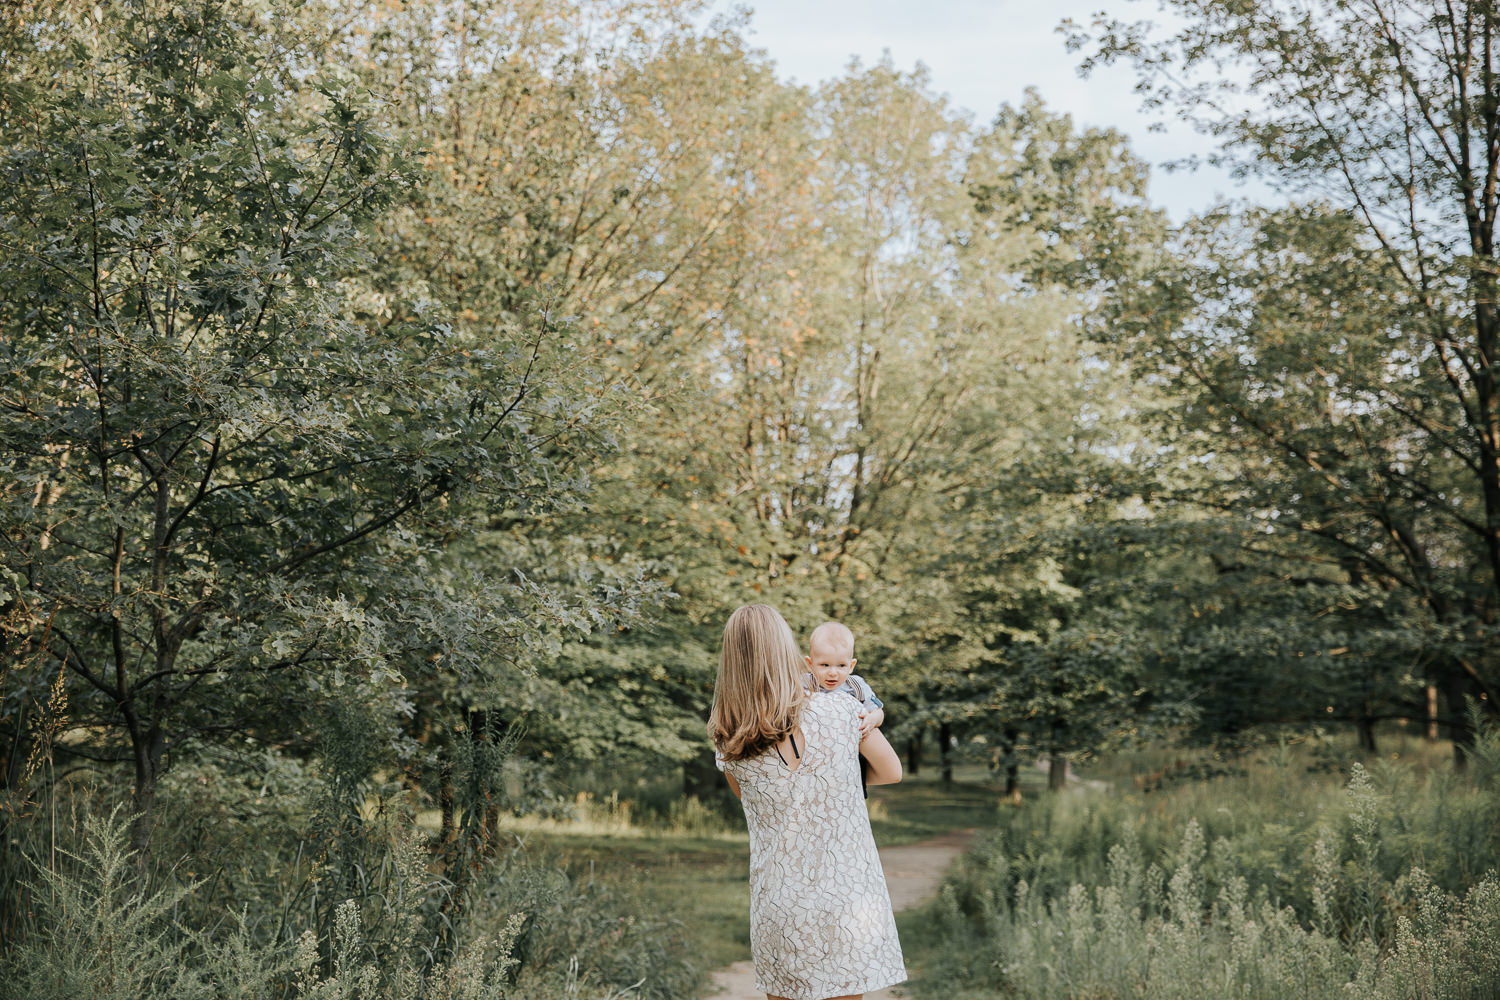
[808,621,855,654]
[708,604,809,762]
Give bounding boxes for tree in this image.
[865,94,1171,790]
[0,0,634,856]
[337,1,809,809]
[1068,0,1500,754]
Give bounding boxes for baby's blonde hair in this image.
[708,604,809,762]
[809,620,855,653]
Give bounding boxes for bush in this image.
[913,732,1500,1000]
[6,808,526,1000]
[470,854,701,1000]
[2,760,701,1000]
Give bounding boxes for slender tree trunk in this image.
[1000,726,1022,804]
[1004,760,1021,805]
[1357,708,1377,754]
[1047,752,1067,792]
[906,735,922,776]
[467,709,495,857]
[1469,294,1500,602]
[939,722,953,784]
[438,747,456,851]
[128,729,164,861]
[1048,719,1067,792]
[1441,673,1478,770]
[1427,684,1440,742]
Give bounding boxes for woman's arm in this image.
[859,728,902,786]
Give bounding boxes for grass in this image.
[869,766,1022,844]
[896,729,1500,1000]
[484,830,749,976]
[34,730,1482,1000]
[476,761,1026,995]
[6,757,714,1000]
[407,730,1497,999]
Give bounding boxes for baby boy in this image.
[804,621,884,736]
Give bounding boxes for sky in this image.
[705,0,1275,221]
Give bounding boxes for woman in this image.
[708,604,906,1000]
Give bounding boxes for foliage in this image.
[6,806,524,1000]
[12,0,1500,993]
[1065,0,1500,751]
[0,0,652,868]
[4,779,699,1000]
[909,736,1500,1000]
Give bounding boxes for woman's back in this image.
[721,693,905,998]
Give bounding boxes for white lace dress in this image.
[719,693,906,999]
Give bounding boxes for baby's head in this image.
[805,621,857,692]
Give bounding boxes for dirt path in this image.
[706,829,977,1000]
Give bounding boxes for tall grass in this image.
[912,728,1500,1000]
[7,807,531,1000]
[1,754,702,1000]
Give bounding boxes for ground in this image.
[706,828,978,1000]
[498,764,1029,999]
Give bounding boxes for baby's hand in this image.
[858,706,884,737]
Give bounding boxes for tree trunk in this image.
[438,747,456,851]
[1048,752,1068,792]
[467,709,497,857]
[1442,672,1479,770]
[1468,291,1500,605]
[1000,726,1021,804]
[939,722,953,784]
[1048,718,1068,792]
[906,735,923,775]
[1357,705,1377,754]
[128,722,165,861]
[1427,684,1440,741]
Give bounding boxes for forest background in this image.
[2,0,1499,997]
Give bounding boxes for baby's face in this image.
[806,637,856,693]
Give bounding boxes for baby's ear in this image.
[804,655,812,668]
[849,657,857,670]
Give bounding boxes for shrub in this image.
[6,808,525,1000]
[915,737,1500,1000]
[3,790,699,1000]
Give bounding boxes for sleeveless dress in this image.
[719,693,906,999]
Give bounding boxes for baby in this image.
[804,621,885,737]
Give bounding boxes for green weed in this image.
[1,755,702,1000]
[908,737,1500,1000]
